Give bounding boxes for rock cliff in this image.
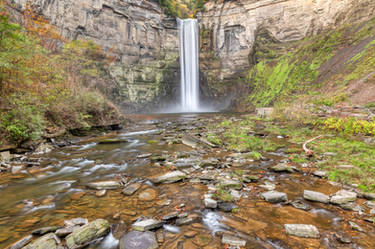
[7,0,180,112]
[198,0,375,104]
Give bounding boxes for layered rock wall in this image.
[198,0,375,101]
[7,0,180,111]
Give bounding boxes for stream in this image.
[1,113,375,249]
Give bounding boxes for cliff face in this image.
[198,0,375,103]
[8,0,180,112]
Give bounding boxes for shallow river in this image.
[1,113,374,249]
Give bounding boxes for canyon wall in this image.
[7,0,180,112]
[198,0,375,103]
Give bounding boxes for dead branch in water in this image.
[303,135,323,157]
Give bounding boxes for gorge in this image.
[2,0,375,249]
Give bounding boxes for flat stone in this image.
[87,181,121,190]
[137,153,152,158]
[64,218,88,227]
[204,198,217,209]
[340,202,363,212]
[259,181,276,191]
[66,219,110,249]
[348,221,364,232]
[365,201,375,209]
[284,224,320,238]
[55,226,80,237]
[11,166,24,174]
[7,235,32,249]
[230,190,242,201]
[132,219,163,232]
[181,135,205,149]
[303,190,330,204]
[334,232,352,244]
[122,183,142,196]
[330,190,357,205]
[184,231,197,238]
[270,163,294,173]
[291,200,312,211]
[363,192,375,200]
[0,151,12,162]
[150,171,186,184]
[261,191,287,203]
[218,202,238,212]
[162,212,179,221]
[221,234,246,247]
[138,189,157,201]
[32,226,60,235]
[312,170,327,178]
[220,178,242,189]
[176,215,199,226]
[119,231,158,249]
[23,233,59,249]
[96,190,106,197]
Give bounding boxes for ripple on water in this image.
[79,142,97,151]
[202,211,227,234]
[163,224,180,234]
[122,129,160,136]
[94,232,119,249]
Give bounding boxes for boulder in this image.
[261,191,287,203]
[330,190,357,205]
[23,233,59,249]
[65,219,110,249]
[303,190,330,204]
[284,224,320,238]
[119,231,158,249]
[150,171,186,184]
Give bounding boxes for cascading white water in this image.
[178,18,199,112]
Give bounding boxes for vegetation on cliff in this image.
[247,18,375,110]
[159,0,206,18]
[0,3,121,148]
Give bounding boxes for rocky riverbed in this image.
[1,113,375,249]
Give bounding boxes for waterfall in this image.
[178,18,199,112]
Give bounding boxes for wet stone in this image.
[303,190,330,204]
[364,201,375,209]
[55,226,80,237]
[348,221,364,232]
[119,231,158,249]
[270,163,294,173]
[66,219,110,249]
[284,224,320,238]
[204,198,217,209]
[291,200,312,211]
[218,202,238,212]
[138,188,157,201]
[162,212,179,221]
[220,178,242,189]
[23,233,59,249]
[221,234,246,247]
[363,192,375,200]
[96,190,106,197]
[334,232,352,244]
[132,219,163,232]
[32,226,60,235]
[261,191,287,203]
[87,181,121,190]
[312,170,327,178]
[64,218,88,227]
[150,171,186,184]
[330,190,357,205]
[7,235,32,249]
[340,202,363,212]
[176,215,199,226]
[122,183,142,196]
[259,181,276,191]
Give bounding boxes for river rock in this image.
[119,231,158,249]
[132,219,163,232]
[64,218,88,227]
[284,224,320,238]
[66,219,110,249]
[0,151,12,162]
[291,200,312,211]
[55,226,80,237]
[138,188,157,201]
[261,191,287,203]
[122,183,142,196]
[348,221,364,232]
[87,181,121,190]
[363,192,375,200]
[303,190,330,203]
[204,198,217,209]
[32,226,60,235]
[330,190,357,205]
[23,233,59,249]
[181,135,204,149]
[270,163,294,173]
[221,234,246,247]
[218,202,238,212]
[312,170,327,178]
[220,178,242,189]
[340,202,363,212]
[364,201,375,209]
[150,171,186,184]
[96,190,106,197]
[7,235,32,249]
[11,166,24,174]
